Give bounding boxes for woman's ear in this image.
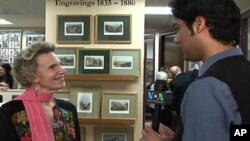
[32,77,39,83]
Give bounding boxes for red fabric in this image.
[15,87,55,141]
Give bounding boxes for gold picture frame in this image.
[101,92,137,119]
[95,14,131,44]
[70,85,101,118]
[94,126,134,141]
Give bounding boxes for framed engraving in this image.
[70,85,101,118]
[57,15,91,44]
[110,49,140,75]
[78,49,110,74]
[55,48,77,74]
[95,14,131,44]
[94,126,134,141]
[101,92,137,119]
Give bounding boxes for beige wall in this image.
[45,0,145,140]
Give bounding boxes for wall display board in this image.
[26,31,45,46]
[0,30,22,64]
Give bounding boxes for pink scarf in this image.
[15,87,55,141]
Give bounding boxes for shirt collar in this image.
[199,48,243,77]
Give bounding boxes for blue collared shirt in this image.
[181,48,242,141]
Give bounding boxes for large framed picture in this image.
[0,30,22,64]
[57,15,91,44]
[78,49,110,74]
[55,48,77,74]
[95,14,131,44]
[94,126,134,141]
[70,85,101,118]
[110,49,140,75]
[101,92,137,119]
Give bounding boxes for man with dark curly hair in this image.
[140,0,249,141]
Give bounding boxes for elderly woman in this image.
[0,42,81,141]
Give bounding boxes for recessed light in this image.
[0,19,13,25]
[145,7,172,15]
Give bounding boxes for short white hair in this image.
[155,71,168,80]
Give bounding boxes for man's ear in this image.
[193,16,206,33]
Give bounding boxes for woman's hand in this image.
[140,123,174,141]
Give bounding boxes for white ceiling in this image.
[0,0,250,34]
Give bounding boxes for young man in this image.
[140,0,250,141]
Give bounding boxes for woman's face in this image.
[33,52,66,93]
[0,66,6,76]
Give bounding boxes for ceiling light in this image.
[0,19,13,25]
[145,7,172,15]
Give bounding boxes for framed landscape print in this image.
[95,14,131,44]
[70,85,101,118]
[78,49,110,74]
[110,49,140,75]
[94,126,134,141]
[57,15,91,44]
[55,48,77,74]
[101,92,137,119]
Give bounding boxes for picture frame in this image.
[94,126,134,141]
[95,14,131,44]
[110,49,140,75]
[78,49,110,74]
[70,85,101,118]
[101,92,137,119]
[55,89,70,101]
[55,48,77,74]
[26,31,45,46]
[0,30,22,64]
[57,15,91,44]
[80,126,86,141]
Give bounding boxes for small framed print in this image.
[110,49,140,75]
[57,15,91,44]
[101,92,137,119]
[26,31,45,46]
[95,14,131,44]
[55,89,70,101]
[94,126,134,141]
[55,48,77,74]
[78,49,110,74]
[56,54,76,69]
[70,85,101,118]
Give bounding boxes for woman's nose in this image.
[59,65,67,74]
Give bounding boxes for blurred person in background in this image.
[0,63,14,89]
